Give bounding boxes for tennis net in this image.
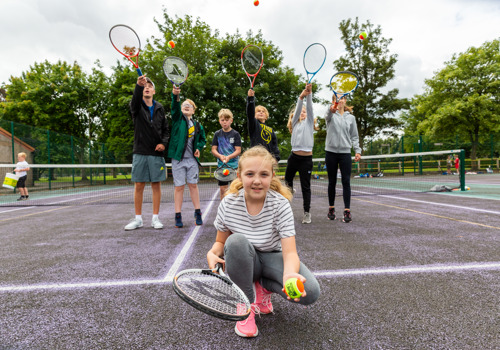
[0,150,465,206]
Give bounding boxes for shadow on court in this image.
[0,185,499,349]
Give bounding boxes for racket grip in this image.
[136,68,143,76]
[333,102,339,108]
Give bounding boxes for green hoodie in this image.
[167,93,206,162]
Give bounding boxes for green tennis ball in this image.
[284,278,304,298]
[359,32,367,40]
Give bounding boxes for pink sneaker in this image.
[254,281,273,314]
[235,303,259,338]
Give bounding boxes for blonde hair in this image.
[286,104,306,134]
[333,95,353,113]
[183,99,197,112]
[18,152,27,158]
[314,117,320,131]
[218,108,233,120]
[255,105,269,120]
[226,145,292,201]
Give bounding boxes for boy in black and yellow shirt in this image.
[246,89,280,162]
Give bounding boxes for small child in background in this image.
[14,152,30,201]
[211,109,242,200]
[246,89,280,161]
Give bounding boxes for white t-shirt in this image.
[15,161,29,177]
[214,189,295,252]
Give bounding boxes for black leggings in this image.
[284,153,313,212]
[325,151,352,208]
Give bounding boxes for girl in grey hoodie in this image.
[285,84,315,224]
[324,95,361,223]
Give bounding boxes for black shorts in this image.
[218,180,230,186]
[17,175,27,188]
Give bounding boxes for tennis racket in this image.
[109,24,143,76]
[241,44,264,89]
[213,163,237,182]
[163,56,189,102]
[173,263,251,321]
[303,43,327,83]
[329,71,359,109]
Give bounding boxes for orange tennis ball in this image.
[168,40,175,49]
[254,0,259,6]
[284,278,304,298]
[223,169,230,176]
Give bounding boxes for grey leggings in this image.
[224,233,321,305]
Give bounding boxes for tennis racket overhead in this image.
[163,56,189,88]
[109,24,143,76]
[213,163,237,182]
[303,43,327,83]
[329,71,359,108]
[173,264,251,321]
[241,44,264,89]
[163,56,189,102]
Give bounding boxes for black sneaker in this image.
[343,210,352,223]
[175,213,183,228]
[194,210,203,226]
[17,196,25,201]
[327,208,336,220]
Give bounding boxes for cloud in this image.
[1,0,499,106]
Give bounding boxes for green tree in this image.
[334,18,410,150]
[104,63,137,163]
[139,10,306,159]
[0,60,110,164]
[402,39,500,165]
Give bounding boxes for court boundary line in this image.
[162,190,220,281]
[355,198,500,230]
[380,194,500,214]
[1,261,498,293]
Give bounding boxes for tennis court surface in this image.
[0,174,499,349]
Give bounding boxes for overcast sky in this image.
[1,0,499,103]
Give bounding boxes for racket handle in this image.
[333,102,339,108]
[136,68,143,76]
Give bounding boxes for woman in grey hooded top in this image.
[324,94,361,223]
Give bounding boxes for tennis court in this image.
[0,173,499,349]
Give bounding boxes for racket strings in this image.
[330,74,358,94]
[163,58,188,85]
[242,48,263,74]
[304,45,327,73]
[175,272,249,315]
[109,26,140,57]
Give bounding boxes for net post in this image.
[459,149,465,191]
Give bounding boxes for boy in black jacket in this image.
[246,89,280,161]
[125,76,170,231]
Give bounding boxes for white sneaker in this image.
[302,212,312,224]
[124,218,143,230]
[151,217,164,229]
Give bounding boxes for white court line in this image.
[1,261,499,293]
[0,206,36,214]
[162,190,220,281]
[380,195,500,215]
[315,262,500,277]
[0,279,166,292]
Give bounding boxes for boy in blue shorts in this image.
[211,109,242,200]
[125,76,170,231]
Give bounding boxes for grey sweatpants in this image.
[223,233,321,305]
